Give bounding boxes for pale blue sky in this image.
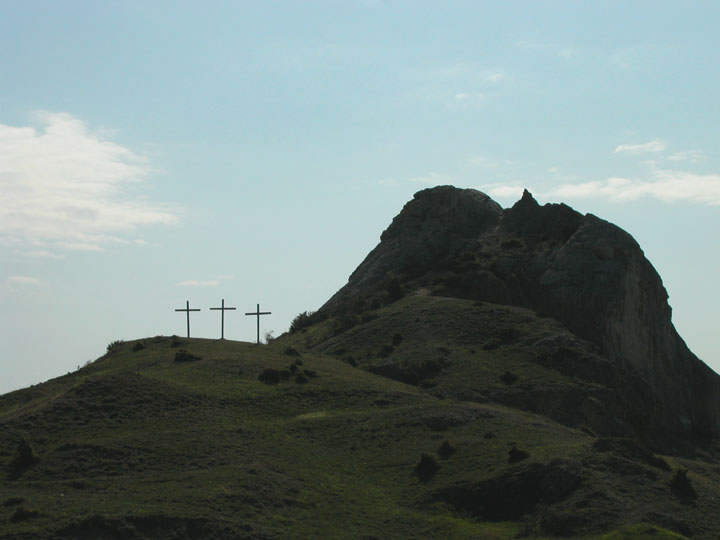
[1,1,719,394]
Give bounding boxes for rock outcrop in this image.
[323,185,720,435]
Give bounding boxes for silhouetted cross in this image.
[175,300,201,338]
[210,298,236,339]
[245,303,271,344]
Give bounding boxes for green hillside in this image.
[2,295,719,539]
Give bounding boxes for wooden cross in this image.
[175,300,201,338]
[209,298,236,339]
[245,303,271,344]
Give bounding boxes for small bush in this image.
[8,436,38,480]
[170,337,184,348]
[132,342,146,353]
[343,355,357,367]
[10,507,39,523]
[106,340,124,352]
[500,370,519,385]
[378,345,394,358]
[438,440,455,459]
[290,311,328,333]
[289,364,298,375]
[303,369,318,378]
[415,453,439,480]
[649,454,671,471]
[670,469,697,499]
[259,368,290,384]
[508,446,530,464]
[295,373,309,384]
[392,333,404,346]
[264,331,275,344]
[174,350,201,363]
[284,347,301,357]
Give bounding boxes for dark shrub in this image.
[415,453,439,480]
[170,337,184,348]
[649,454,671,471]
[378,345,394,358]
[295,373,309,384]
[343,355,357,367]
[106,340,124,352]
[508,446,530,464]
[259,368,290,384]
[670,469,697,499]
[2,497,24,507]
[438,440,455,459]
[303,370,317,378]
[500,371,519,385]
[132,342,146,353]
[284,347,301,357]
[289,364,298,375]
[10,507,39,522]
[174,350,201,363]
[392,333,404,346]
[8,437,38,480]
[332,313,360,336]
[482,336,502,350]
[289,311,327,333]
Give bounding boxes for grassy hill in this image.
[2,294,719,539]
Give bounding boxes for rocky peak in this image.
[323,186,720,435]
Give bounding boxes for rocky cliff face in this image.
[323,185,720,435]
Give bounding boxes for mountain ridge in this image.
[322,185,720,436]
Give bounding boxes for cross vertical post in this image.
[209,298,236,339]
[245,303,271,344]
[175,300,201,338]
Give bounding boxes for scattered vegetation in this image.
[438,440,455,459]
[670,468,697,499]
[106,339,124,352]
[7,436,38,480]
[174,350,202,363]
[132,342,146,352]
[508,446,530,464]
[289,310,327,333]
[258,368,290,384]
[414,453,439,481]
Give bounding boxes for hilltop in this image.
[2,187,720,539]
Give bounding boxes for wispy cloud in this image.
[447,92,486,110]
[176,280,220,287]
[668,150,704,163]
[6,275,46,288]
[0,112,179,252]
[548,170,720,206]
[613,139,668,155]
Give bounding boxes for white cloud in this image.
[558,48,576,59]
[613,139,668,154]
[0,112,179,252]
[7,275,45,286]
[447,92,486,110]
[547,170,720,206]
[177,280,220,287]
[668,150,704,163]
[23,250,63,259]
[483,73,504,83]
[481,183,526,199]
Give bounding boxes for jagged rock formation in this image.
[322,186,720,436]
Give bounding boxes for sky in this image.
[1,0,719,395]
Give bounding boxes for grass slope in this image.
[1,295,719,539]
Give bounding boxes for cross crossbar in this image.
[175,300,201,338]
[245,303,271,344]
